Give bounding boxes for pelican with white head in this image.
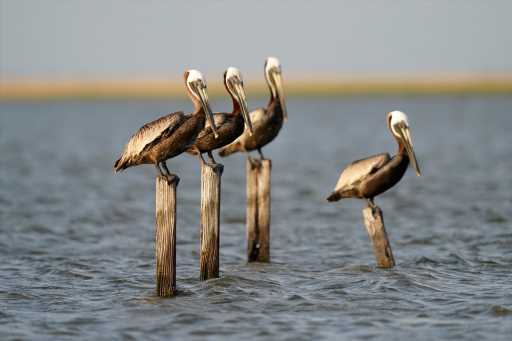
[185,69,218,138]
[186,67,255,165]
[327,110,421,206]
[264,57,287,121]
[218,57,288,160]
[387,111,421,176]
[114,69,220,182]
[225,67,253,135]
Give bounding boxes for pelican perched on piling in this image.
[113,70,218,182]
[219,57,287,160]
[187,67,253,165]
[327,111,421,206]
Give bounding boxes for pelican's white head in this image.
[386,110,421,176]
[184,69,218,138]
[265,57,281,78]
[185,69,207,100]
[264,57,287,120]
[224,67,253,134]
[226,67,243,86]
[224,67,244,101]
[388,110,409,138]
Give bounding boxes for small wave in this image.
[334,264,374,273]
[446,253,472,266]
[399,237,436,246]
[415,256,439,265]
[0,291,34,300]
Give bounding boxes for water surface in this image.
[1,96,512,340]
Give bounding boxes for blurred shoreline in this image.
[2,74,512,101]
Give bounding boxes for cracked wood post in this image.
[199,163,223,280]
[247,158,271,262]
[362,205,395,268]
[155,175,178,297]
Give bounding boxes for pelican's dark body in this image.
[188,100,244,156]
[361,154,409,198]
[327,153,409,201]
[114,110,206,171]
[219,97,284,156]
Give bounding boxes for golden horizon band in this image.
[2,74,512,101]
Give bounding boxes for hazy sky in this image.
[1,0,511,80]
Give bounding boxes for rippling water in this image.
[1,96,512,340]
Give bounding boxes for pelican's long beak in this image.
[397,124,421,176]
[197,85,219,138]
[273,72,288,121]
[233,82,253,135]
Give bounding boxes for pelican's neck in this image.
[225,84,241,115]
[193,101,203,115]
[265,70,277,105]
[231,95,241,115]
[188,93,204,115]
[389,125,405,155]
[185,82,203,115]
[396,137,406,155]
[267,82,279,108]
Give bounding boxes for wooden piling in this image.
[246,159,271,262]
[155,175,178,297]
[362,205,395,268]
[199,163,223,280]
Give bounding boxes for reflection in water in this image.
[1,96,512,339]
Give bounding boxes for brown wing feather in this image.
[218,108,266,155]
[120,111,186,160]
[334,153,391,192]
[196,112,228,139]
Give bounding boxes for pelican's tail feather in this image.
[113,157,128,173]
[219,142,240,157]
[326,191,342,202]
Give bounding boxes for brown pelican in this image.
[187,67,253,164]
[218,57,287,160]
[327,111,421,206]
[113,70,218,182]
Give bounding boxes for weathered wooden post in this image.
[362,205,395,268]
[155,175,178,297]
[199,163,223,280]
[246,158,271,262]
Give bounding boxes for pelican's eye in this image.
[193,80,205,88]
[230,77,242,88]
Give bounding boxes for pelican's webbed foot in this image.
[163,173,180,185]
[157,162,180,185]
[247,154,262,168]
[211,163,224,173]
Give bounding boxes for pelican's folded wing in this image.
[334,153,391,191]
[247,108,267,131]
[197,112,228,139]
[124,111,186,157]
